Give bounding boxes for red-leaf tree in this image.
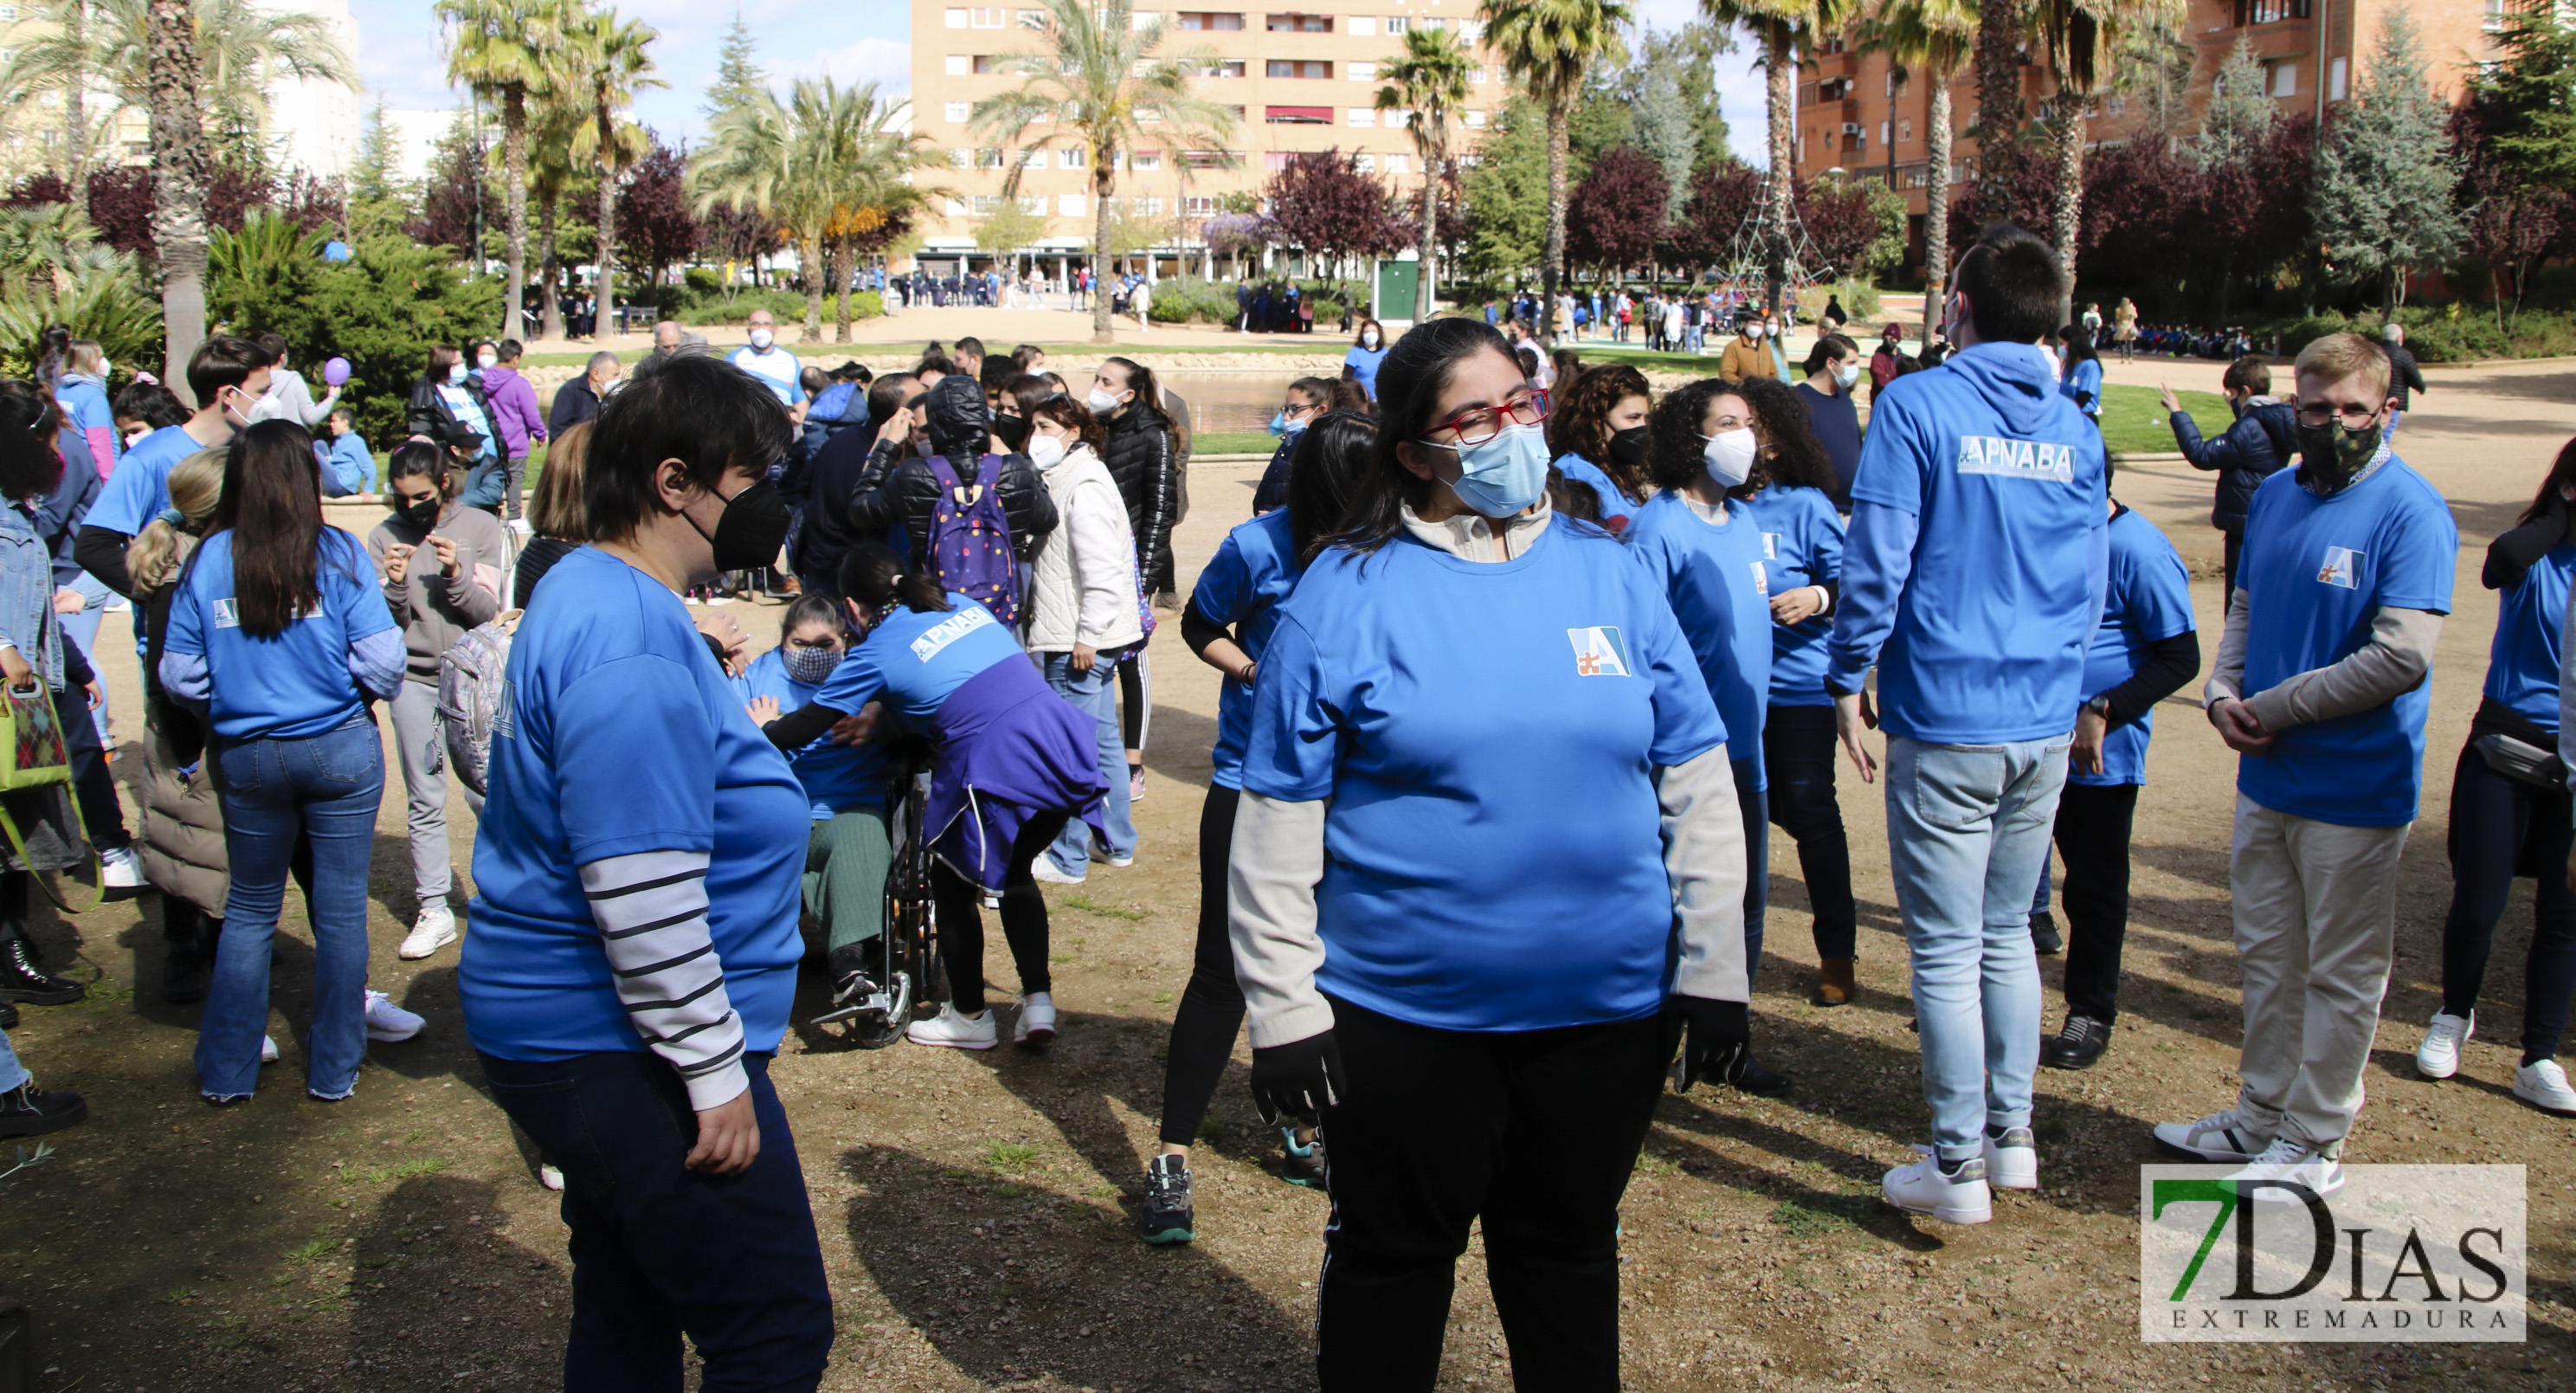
[2452,100,2576,326]
[85,167,157,256]
[1795,177,1884,282]
[1263,150,1409,276]
[1660,162,1761,275]
[1567,145,1668,278]
[616,139,704,287]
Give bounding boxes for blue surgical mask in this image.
[1268,411,1288,437]
[1441,421,1551,518]
[448,362,467,385]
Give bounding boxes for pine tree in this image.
[2193,35,2274,170]
[2309,5,2463,312]
[1634,67,1696,221]
[351,94,400,203]
[705,10,768,125]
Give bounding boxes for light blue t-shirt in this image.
[462,545,808,1061]
[84,423,203,537]
[1189,509,1300,790]
[1343,344,1388,399]
[438,384,499,461]
[1552,452,1642,533]
[2483,541,2576,733]
[812,594,1024,728]
[731,345,804,408]
[161,528,394,740]
[737,647,891,818]
[1242,521,1726,1033]
[2073,506,2195,787]
[2236,456,2457,827]
[1625,490,1771,790]
[2062,358,2104,417]
[1742,485,1844,706]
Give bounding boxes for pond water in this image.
[1160,371,1304,435]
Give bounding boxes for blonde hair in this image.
[2293,332,2392,403]
[527,420,589,541]
[67,340,106,377]
[128,448,227,591]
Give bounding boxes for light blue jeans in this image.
[0,1022,25,1093]
[1040,649,1137,877]
[1884,733,2070,1161]
[56,572,113,747]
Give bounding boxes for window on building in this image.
[1388,152,1410,173]
[1267,151,1295,171]
[972,195,1005,214]
[1819,33,1845,54]
[1180,10,1245,28]
[1060,146,1086,167]
[972,55,1002,74]
[974,6,1007,25]
[2264,59,2297,97]
[1385,15,1407,33]
[1348,107,1377,126]
[1185,196,1220,216]
[1021,147,1047,168]
[1135,197,1163,215]
[2484,0,2510,30]
[1266,12,1331,31]
[2329,55,2349,100]
[1134,150,1165,169]
[1420,16,1444,29]
[1178,149,1233,170]
[1267,59,1331,79]
[951,148,973,167]
[1462,109,1486,128]
[2105,95,2125,116]
[1200,58,1247,77]
[976,148,1005,168]
[1133,10,1160,29]
[946,7,969,26]
[1355,153,1376,173]
[946,197,969,216]
[1350,16,1375,35]
[1470,67,1488,83]
[2236,0,2311,23]
[1265,106,1331,124]
[1059,194,1086,215]
[1880,120,1890,146]
[1383,106,1413,127]
[1459,18,1484,40]
[945,101,971,122]
[946,54,971,74]
[1349,61,1375,81]
[0,5,23,17]
[1899,118,1912,143]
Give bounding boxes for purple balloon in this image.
[322,356,351,386]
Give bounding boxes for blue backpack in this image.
[924,454,1021,629]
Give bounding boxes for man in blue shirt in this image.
[728,308,802,409]
[2153,332,2457,1200]
[74,335,272,598]
[1824,223,2109,1226]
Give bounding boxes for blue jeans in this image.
[57,573,113,747]
[1040,649,1136,876]
[196,718,386,1100]
[1736,759,1768,989]
[0,1022,25,1093]
[1884,734,2069,1159]
[480,1050,834,1392]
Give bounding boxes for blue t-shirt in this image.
[1552,452,1641,533]
[812,594,1025,728]
[1343,344,1388,398]
[1742,485,1844,706]
[737,647,891,818]
[2062,358,2104,417]
[1625,491,1771,789]
[1796,383,1863,493]
[462,546,808,1061]
[1190,510,1300,790]
[1242,521,1726,1033]
[2073,506,2195,787]
[84,423,202,537]
[162,528,394,740]
[2236,457,2457,827]
[2484,541,2576,732]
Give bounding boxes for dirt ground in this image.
[4,357,2573,1392]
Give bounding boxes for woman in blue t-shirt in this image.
[1232,318,1754,1386]
[761,543,1106,1053]
[1542,363,1652,533]
[2058,323,2104,423]
[739,594,892,1025]
[459,354,829,1389]
[1138,409,1372,1247]
[2416,438,2576,1115]
[161,422,409,1106]
[1342,318,1389,400]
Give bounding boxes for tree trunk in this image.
[1418,148,1439,320]
[594,105,619,339]
[503,84,530,342]
[1542,87,1570,343]
[540,193,565,341]
[835,240,853,343]
[145,0,209,402]
[1764,23,1794,315]
[1974,0,2025,225]
[801,235,824,340]
[1092,156,1116,344]
[1923,74,1954,343]
[2050,102,2082,328]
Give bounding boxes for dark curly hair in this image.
[1646,376,1841,503]
[1543,363,1652,502]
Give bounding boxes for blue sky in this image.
[348,0,1768,164]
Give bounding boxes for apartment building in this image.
[1792,0,2513,279]
[907,0,1506,274]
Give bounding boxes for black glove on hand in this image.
[1666,995,1752,1093]
[1248,1030,1344,1124]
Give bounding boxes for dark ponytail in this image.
[839,541,951,616]
[33,323,72,392]
[1285,409,1377,564]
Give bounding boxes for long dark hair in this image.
[2058,322,2100,377]
[840,540,950,616]
[1545,362,1650,496]
[215,420,332,637]
[1734,377,1841,501]
[2520,436,2576,527]
[0,381,64,499]
[1285,409,1377,564]
[1332,318,1518,555]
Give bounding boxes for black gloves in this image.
[1249,1030,1344,1124]
[1666,995,1752,1093]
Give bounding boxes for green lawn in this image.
[2101,383,2229,457]
[1195,430,1277,456]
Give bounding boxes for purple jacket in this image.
[480,364,548,460]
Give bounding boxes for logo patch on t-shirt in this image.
[2317,546,2363,590]
[1761,532,1779,560]
[910,603,995,661]
[1750,561,1769,596]
[213,598,239,629]
[1567,626,1632,678]
[1955,435,2077,483]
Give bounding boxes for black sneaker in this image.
[0,998,16,1029]
[0,1077,87,1138]
[0,934,82,1006]
[2041,1015,2111,1070]
[1139,1153,1195,1245]
[1729,1051,1794,1097]
[825,943,877,1009]
[2030,913,2064,957]
[1278,1125,1328,1189]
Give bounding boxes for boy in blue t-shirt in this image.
[2153,333,2458,1199]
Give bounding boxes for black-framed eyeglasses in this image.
[1426,389,1550,448]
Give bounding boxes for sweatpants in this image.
[388,680,454,909]
[2229,794,2410,1155]
[930,810,1068,1015]
[2438,744,2576,1062]
[1158,784,1242,1147]
[504,453,529,522]
[1116,647,1151,758]
[1762,704,1856,959]
[1315,996,1671,1393]
[805,809,891,952]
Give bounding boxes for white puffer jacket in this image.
[1024,442,1145,654]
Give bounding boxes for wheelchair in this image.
[811,742,943,1048]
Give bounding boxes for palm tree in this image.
[142,0,210,395]
[1971,0,2029,223]
[525,90,588,341]
[969,0,1238,345]
[1858,0,1974,341]
[1377,25,1475,321]
[440,0,573,342]
[1481,0,1630,335]
[2032,0,2174,322]
[1703,0,1855,313]
[564,7,660,339]
[4,0,358,169]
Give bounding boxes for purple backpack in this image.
[924,454,1021,629]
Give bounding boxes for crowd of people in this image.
[0,218,2566,1391]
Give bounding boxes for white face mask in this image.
[1362,332,1381,349]
[749,327,775,351]
[1027,433,1068,469]
[1744,324,1765,340]
[1834,362,1861,389]
[94,359,109,378]
[1703,428,1758,488]
[476,352,498,371]
[1085,385,1123,415]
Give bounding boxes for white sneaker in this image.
[2514,1058,2576,1115]
[261,1035,279,1063]
[1129,768,1147,803]
[2226,1137,2344,1201]
[100,844,146,889]
[905,1003,998,1051]
[1090,835,1135,869]
[2414,1010,2473,1079]
[538,1164,566,1191]
[1981,1125,2038,1190]
[1014,991,1058,1046]
[1030,858,1085,886]
[364,990,424,1042]
[1883,1145,1991,1225]
[399,903,458,960]
[2152,1107,2272,1163]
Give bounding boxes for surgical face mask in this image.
[1834,362,1861,390]
[1027,433,1068,469]
[476,352,498,371]
[750,327,775,351]
[225,382,271,423]
[95,358,109,378]
[1702,428,1758,488]
[447,362,467,385]
[782,641,844,686]
[1744,323,1765,340]
[1439,420,1551,518]
[2295,416,2382,493]
[1085,385,1124,416]
[1362,331,1381,349]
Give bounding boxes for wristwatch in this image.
[2083,694,2111,720]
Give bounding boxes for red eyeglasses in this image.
[1425,389,1551,448]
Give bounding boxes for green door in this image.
[1375,260,1421,320]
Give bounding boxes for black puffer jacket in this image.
[2173,398,2297,533]
[1103,400,1181,594]
[407,375,494,455]
[849,373,1056,566]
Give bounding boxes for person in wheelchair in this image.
[758,542,1105,1051]
[738,594,892,1025]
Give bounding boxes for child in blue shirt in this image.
[322,409,374,496]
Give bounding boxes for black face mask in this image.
[396,495,442,531]
[992,413,1034,453]
[693,478,792,572]
[1607,425,1651,475]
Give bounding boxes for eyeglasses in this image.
[1426,389,1550,448]
[2294,403,2383,429]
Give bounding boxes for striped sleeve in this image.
[577,848,749,1110]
